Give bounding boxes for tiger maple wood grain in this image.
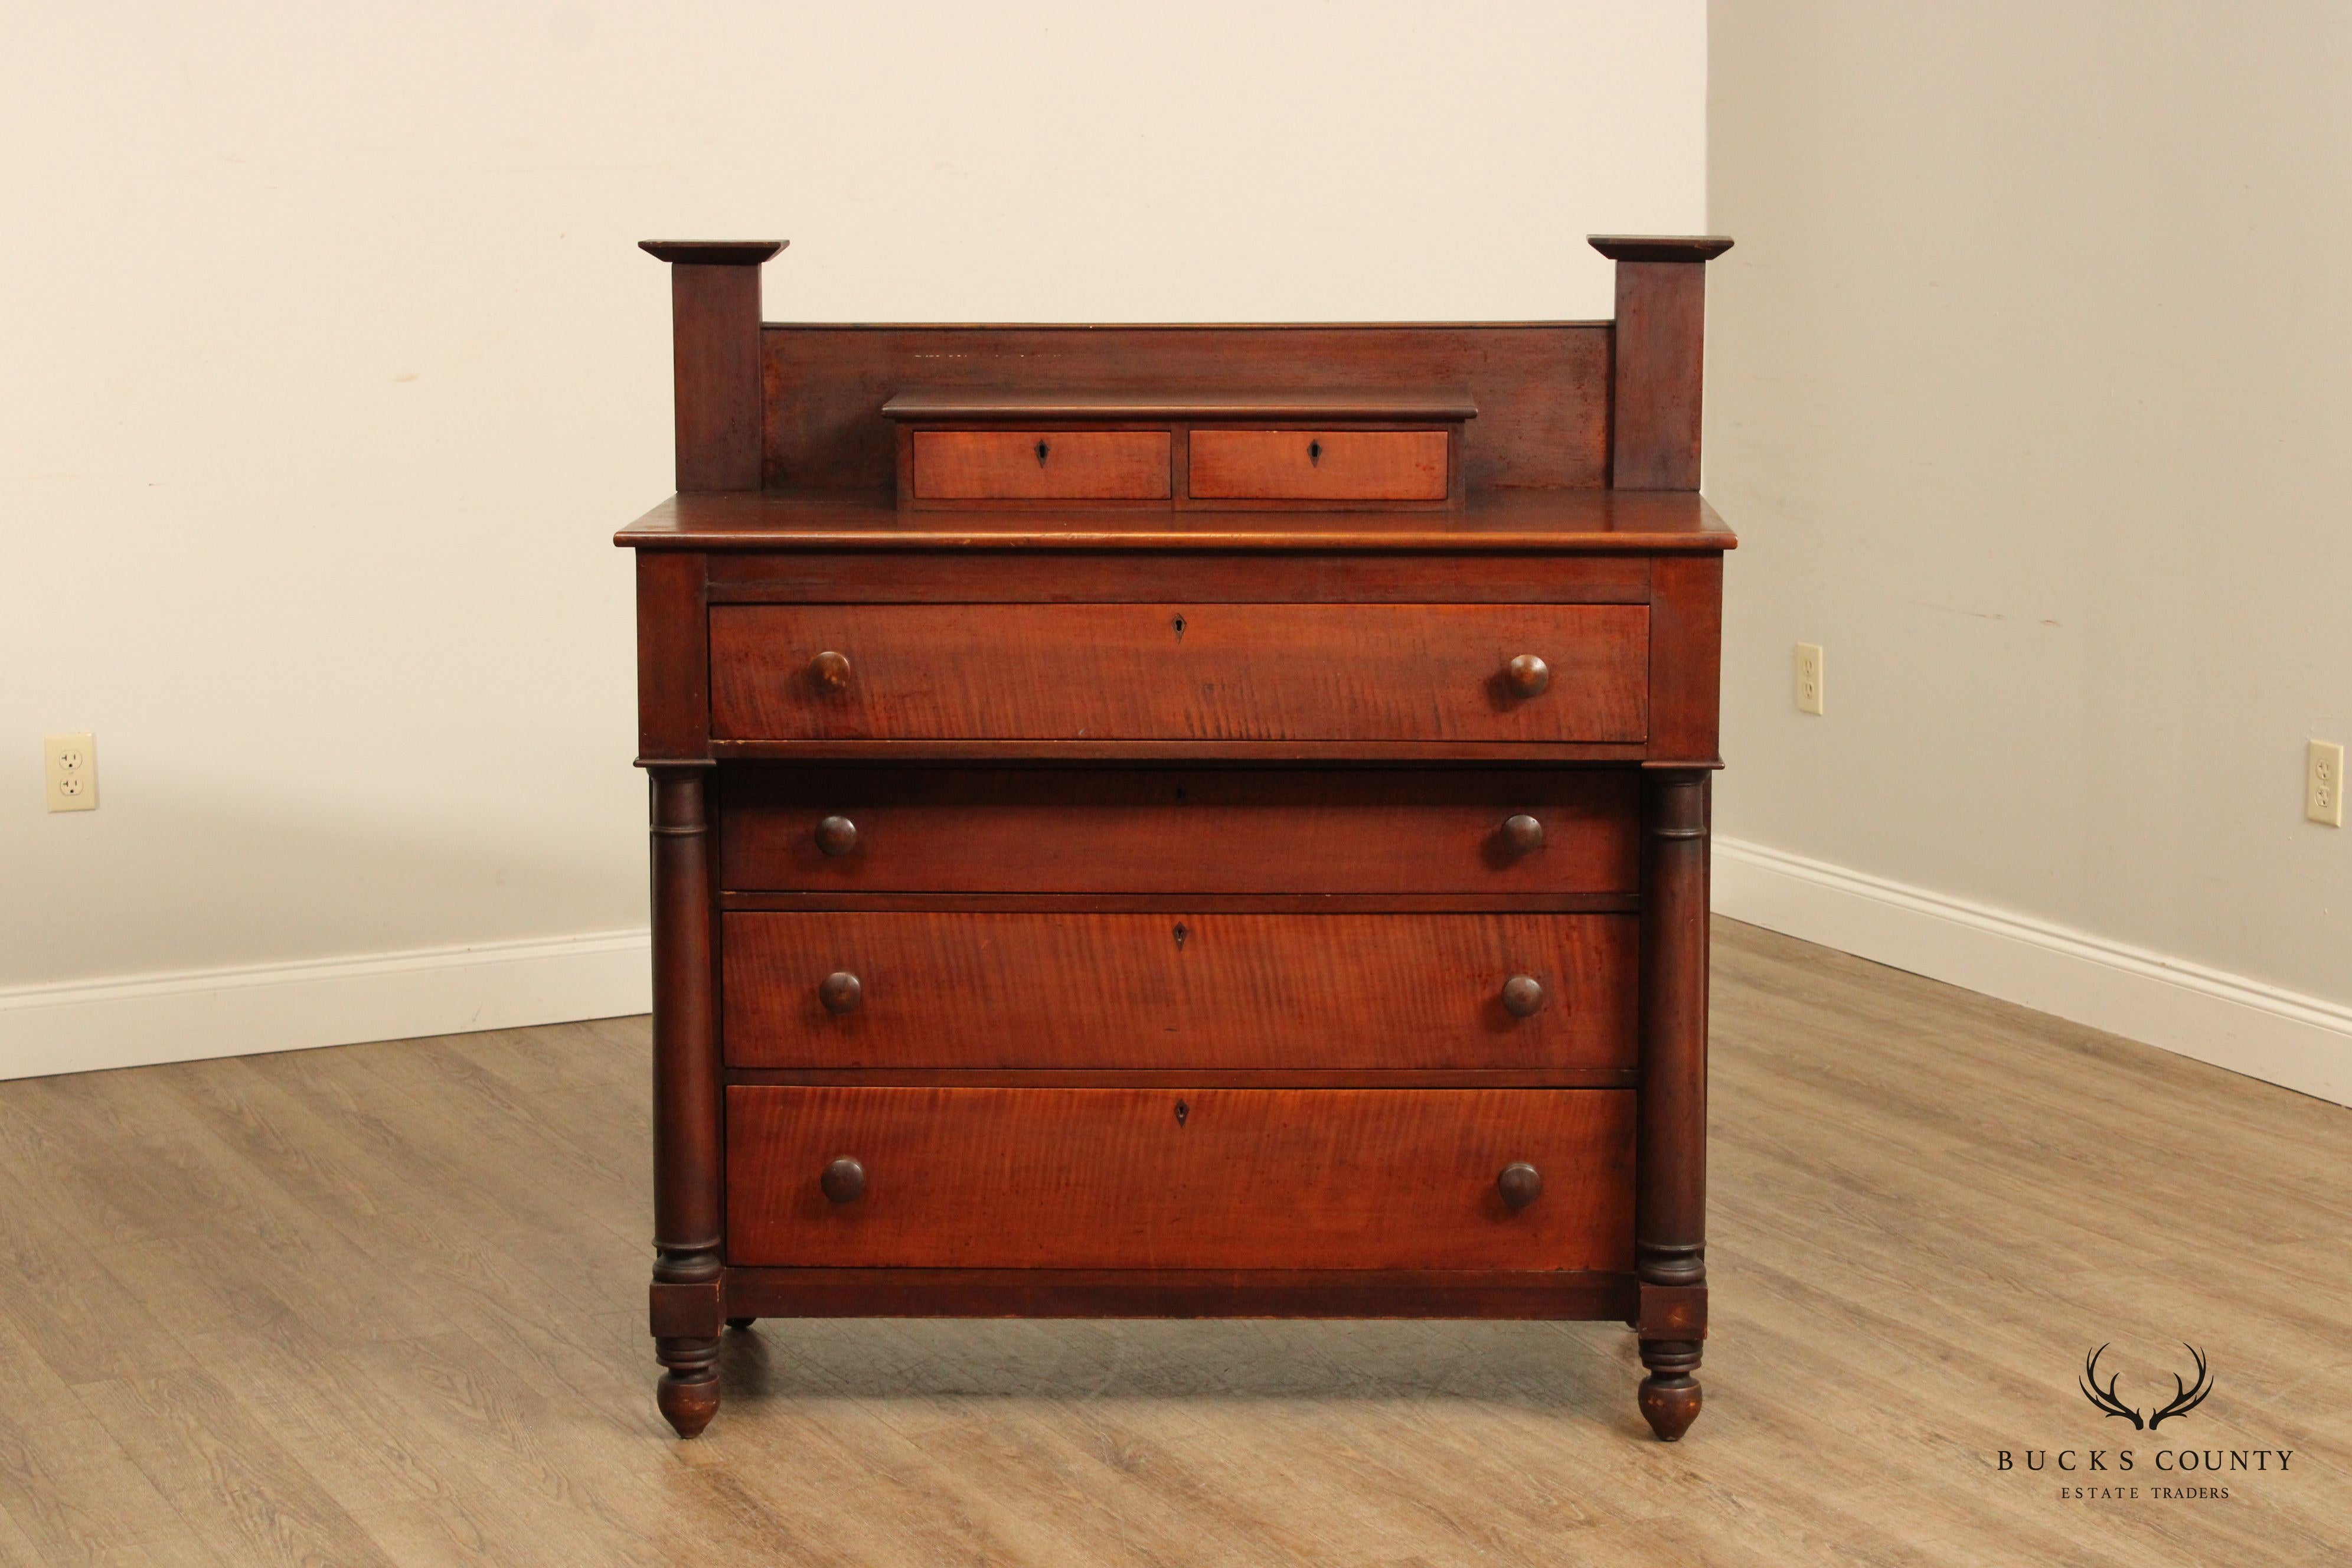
[911,430,1172,500]
[723,1086,1635,1270]
[721,910,1638,1070]
[1187,429,1449,501]
[708,603,1649,742]
[717,767,1641,894]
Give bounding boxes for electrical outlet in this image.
[45,733,97,812]
[1794,643,1825,716]
[2310,740,2344,827]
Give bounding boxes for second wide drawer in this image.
[718,767,1638,893]
[722,910,1636,1070]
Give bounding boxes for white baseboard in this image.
[1713,837,2352,1107]
[0,930,651,1082]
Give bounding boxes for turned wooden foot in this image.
[1638,1372,1703,1440]
[725,1316,756,1329]
[656,1335,721,1438]
[1636,1322,1705,1442]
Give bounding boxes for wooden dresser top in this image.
[616,488,1734,554]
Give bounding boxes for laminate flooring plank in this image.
[205,1044,639,1325]
[0,1308,87,1439]
[682,1396,1027,1567]
[1014,1335,1647,1563]
[805,1338,1316,1567]
[334,1332,666,1568]
[0,1159,201,1389]
[0,1413,230,1568]
[11,1067,447,1348]
[744,1318,1364,1562]
[397,1033,648,1202]
[342,1328,789,1568]
[160,1055,631,1338]
[171,1306,516,1525]
[76,1368,398,1568]
[0,1505,48,1568]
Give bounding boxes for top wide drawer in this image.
[709,603,1649,743]
[911,430,1171,500]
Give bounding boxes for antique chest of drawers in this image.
[620,234,1734,1441]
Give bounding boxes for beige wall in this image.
[1707,2,2352,1086]
[2,4,1705,1072]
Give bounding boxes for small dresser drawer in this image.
[722,910,1636,1070]
[708,603,1648,743]
[720,767,1639,893]
[910,430,1171,500]
[725,1085,1634,1270]
[1188,429,1449,501]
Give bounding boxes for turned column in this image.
[633,241,776,1436]
[646,763,723,1436]
[1635,767,1711,1440]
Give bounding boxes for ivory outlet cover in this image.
[45,732,97,812]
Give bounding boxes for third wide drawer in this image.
[723,910,1636,1071]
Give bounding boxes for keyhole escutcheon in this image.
[1308,439,1322,465]
[1174,1100,1189,1127]
[1034,439,1050,466]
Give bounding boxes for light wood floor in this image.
[1,919,2346,1567]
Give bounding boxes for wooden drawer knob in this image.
[809,650,852,692]
[814,815,859,856]
[818,971,863,1014]
[1501,974,1545,1018]
[1497,1161,1543,1211]
[821,1156,865,1204]
[1500,814,1546,855]
[1505,654,1551,698]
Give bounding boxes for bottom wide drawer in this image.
[725,1086,1634,1271]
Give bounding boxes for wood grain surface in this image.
[911,431,1171,500]
[720,910,1638,1070]
[760,322,1607,491]
[618,485,1737,553]
[660,263,766,492]
[720,1266,1633,1319]
[707,603,1649,743]
[881,388,1480,420]
[1606,259,1710,491]
[716,766,1639,894]
[0,920,2345,1564]
[723,1086,1635,1270]
[703,550,1652,605]
[1187,429,1449,501]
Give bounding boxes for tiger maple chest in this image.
[620,234,1734,1441]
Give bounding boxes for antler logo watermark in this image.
[1998,1341,2289,1502]
[2079,1342,2213,1430]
